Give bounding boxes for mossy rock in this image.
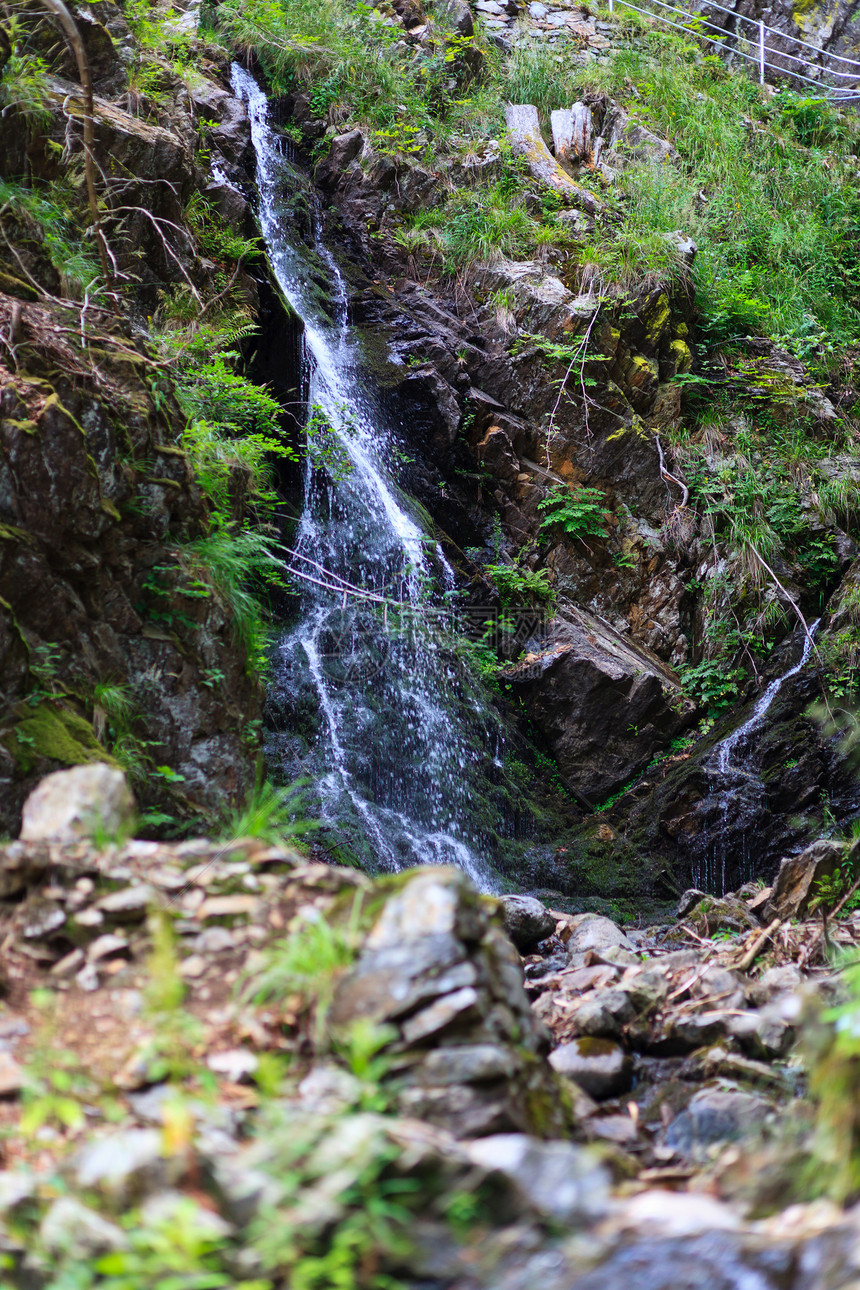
[4,701,118,776]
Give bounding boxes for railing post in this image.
[759,20,765,84]
[609,0,614,14]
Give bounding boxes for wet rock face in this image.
[0,317,261,833]
[0,42,264,833]
[331,867,572,1138]
[508,610,695,802]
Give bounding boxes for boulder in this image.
[664,1088,773,1160]
[41,1197,128,1258]
[499,894,556,951]
[764,839,848,921]
[464,1134,608,1224]
[507,609,695,801]
[19,765,136,843]
[549,1037,632,1099]
[677,888,707,919]
[567,915,636,957]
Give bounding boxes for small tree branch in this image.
[37,0,112,288]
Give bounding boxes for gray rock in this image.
[20,765,135,843]
[0,1052,24,1096]
[76,962,101,992]
[196,926,237,954]
[509,612,695,802]
[663,229,697,266]
[756,963,803,998]
[624,966,671,1014]
[140,1190,233,1237]
[500,895,556,951]
[329,128,364,168]
[207,1049,259,1083]
[401,987,482,1044]
[87,932,129,961]
[665,1088,772,1159]
[549,1037,632,1099]
[407,1044,512,1086]
[677,888,707,919]
[573,990,636,1040]
[74,1128,165,1196]
[765,839,847,921]
[127,1083,173,1124]
[96,885,155,919]
[567,916,635,958]
[331,868,568,1140]
[667,1009,732,1051]
[21,900,66,939]
[726,1008,792,1059]
[465,1133,608,1224]
[0,1170,36,1214]
[41,1197,128,1256]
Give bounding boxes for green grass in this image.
[216,0,860,354]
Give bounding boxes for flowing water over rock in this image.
[693,623,821,894]
[234,66,514,889]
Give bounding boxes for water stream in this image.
[233,66,510,891]
[693,622,821,893]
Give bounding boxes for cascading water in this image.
[233,66,511,891]
[692,622,820,893]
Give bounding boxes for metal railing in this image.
[605,0,860,102]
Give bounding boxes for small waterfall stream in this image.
[693,622,821,893]
[234,66,510,890]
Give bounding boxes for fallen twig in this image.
[735,916,781,973]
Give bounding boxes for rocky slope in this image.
[0,765,858,1287]
[0,1,276,834]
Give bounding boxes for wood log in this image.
[505,104,603,214]
[570,102,594,161]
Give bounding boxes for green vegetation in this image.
[484,561,555,607]
[537,484,611,543]
[0,177,103,299]
[223,777,318,846]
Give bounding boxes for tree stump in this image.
[505,104,602,214]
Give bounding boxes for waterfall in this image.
[692,622,820,894]
[233,66,505,891]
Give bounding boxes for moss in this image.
[0,270,38,300]
[574,1036,617,1057]
[0,522,35,545]
[4,701,118,776]
[153,444,189,458]
[668,338,692,373]
[42,393,87,437]
[3,417,39,435]
[519,1050,575,1138]
[643,292,671,342]
[625,354,659,389]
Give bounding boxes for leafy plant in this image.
[222,778,317,846]
[484,562,554,607]
[242,897,365,1043]
[536,484,610,543]
[679,656,742,715]
[305,404,354,481]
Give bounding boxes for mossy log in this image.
[505,104,603,214]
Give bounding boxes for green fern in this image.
[536,484,610,542]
